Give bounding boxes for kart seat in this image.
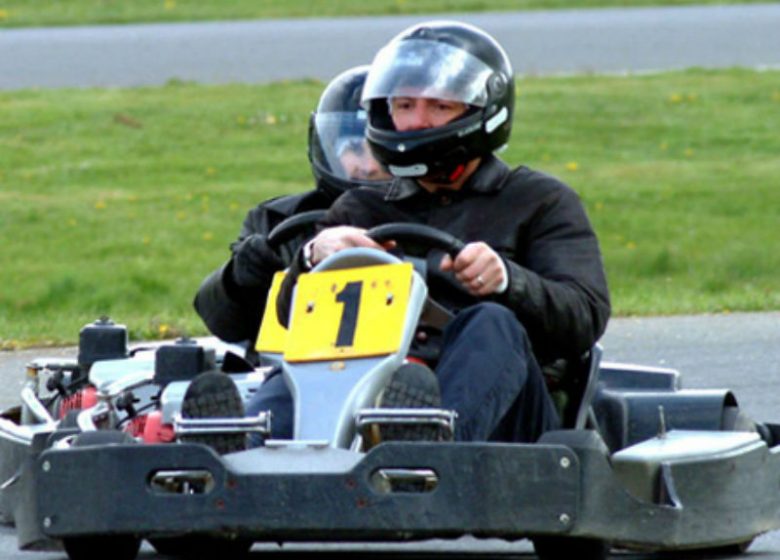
[547,344,603,429]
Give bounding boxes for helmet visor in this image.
[312,110,390,184]
[362,39,494,108]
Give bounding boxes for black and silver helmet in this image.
[308,65,391,198]
[361,21,514,183]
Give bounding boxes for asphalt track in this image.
[1,3,780,90]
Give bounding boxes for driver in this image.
[277,21,611,443]
[193,65,391,347]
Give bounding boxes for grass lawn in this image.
[0,0,773,28]
[1,68,779,346]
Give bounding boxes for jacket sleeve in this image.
[497,186,610,363]
[274,194,360,328]
[193,205,283,343]
[193,261,265,343]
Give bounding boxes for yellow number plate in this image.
[284,263,413,362]
[255,271,289,354]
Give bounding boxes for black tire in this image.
[149,535,252,558]
[63,535,141,560]
[533,536,610,560]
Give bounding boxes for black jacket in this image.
[278,156,610,366]
[193,189,332,343]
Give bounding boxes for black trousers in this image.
[436,302,560,442]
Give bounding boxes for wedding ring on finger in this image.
[476,275,485,287]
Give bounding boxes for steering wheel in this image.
[365,223,467,331]
[276,222,464,330]
[366,223,465,259]
[267,210,327,250]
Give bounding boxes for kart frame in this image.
[2,237,780,558]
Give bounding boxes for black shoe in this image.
[180,370,247,454]
[374,362,442,442]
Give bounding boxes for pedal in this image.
[355,408,457,442]
[173,411,271,437]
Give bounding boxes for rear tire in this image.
[63,535,141,560]
[533,536,609,560]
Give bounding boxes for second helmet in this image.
[309,65,392,198]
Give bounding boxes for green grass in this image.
[0,0,772,28]
[1,68,779,347]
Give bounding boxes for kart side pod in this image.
[593,366,740,453]
[612,429,764,504]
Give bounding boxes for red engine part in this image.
[124,414,147,439]
[58,386,98,418]
[126,411,175,444]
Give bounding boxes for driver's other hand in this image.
[309,226,392,266]
[440,242,506,297]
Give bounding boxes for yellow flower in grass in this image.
[626,241,637,250]
[164,0,175,10]
[158,323,171,337]
[94,200,107,210]
[0,9,9,21]
[202,231,214,241]
[0,339,19,351]
[669,93,683,104]
[565,161,579,172]
[265,114,278,125]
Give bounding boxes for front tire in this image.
[149,535,252,558]
[533,536,609,560]
[63,535,141,560]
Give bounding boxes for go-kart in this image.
[1,223,780,560]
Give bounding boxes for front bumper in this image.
[13,429,780,552]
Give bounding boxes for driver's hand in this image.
[440,242,507,297]
[308,226,393,267]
